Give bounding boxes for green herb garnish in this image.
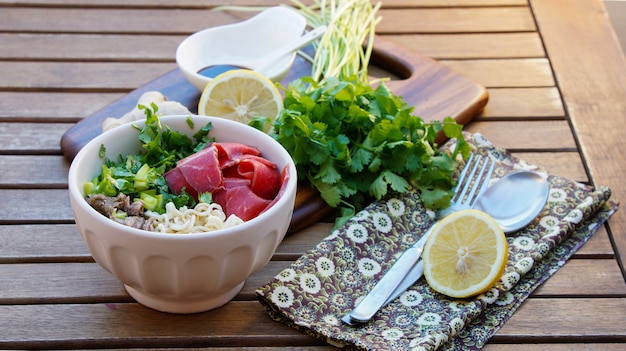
[84,104,214,213]
[271,76,469,227]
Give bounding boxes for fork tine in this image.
[450,153,476,203]
[454,154,483,203]
[472,157,495,205]
[466,156,495,207]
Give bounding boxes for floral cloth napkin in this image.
[255,133,618,351]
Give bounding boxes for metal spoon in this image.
[342,170,550,326]
[197,25,327,78]
[474,171,550,233]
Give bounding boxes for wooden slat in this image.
[0,0,284,6]
[0,302,324,349]
[0,262,129,304]
[0,123,71,153]
[0,156,69,188]
[0,32,544,61]
[0,8,241,34]
[464,120,577,151]
[530,0,626,276]
[0,0,529,7]
[0,92,123,122]
[0,224,92,263]
[0,298,623,349]
[381,0,529,7]
[0,62,175,91]
[0,7,534,34]
[532,259,626,296]
[511,152,587,183]
[0,189,73,223]
[480,87,565,119]
[378,7,536,33]
[576,226,616,258]
[385,33,545,60]
[494,298,626,342]
[0,33,184,61]
[441,58,555,88]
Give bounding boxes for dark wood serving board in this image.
[61,36,488,234]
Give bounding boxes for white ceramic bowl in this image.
[68,115,297,313]
[176,7,307,91]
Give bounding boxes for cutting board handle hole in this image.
[370,51,412,81]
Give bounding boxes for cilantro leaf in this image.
[272,76,467,228]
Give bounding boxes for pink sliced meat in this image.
[223,155,280,200]
[213,178,271,221]
[163,167,198,199]
[263,166,291,214]
[165,142,285,222]
[172,144,223,193]
[215,142,260,169]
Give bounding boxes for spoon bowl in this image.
[474,171,550,233]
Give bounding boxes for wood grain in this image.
[377,7,536,33]
[0,156,69,188]
[0,224,92,263]
[530,0,626,277]
[385,33,545,60]
[480,87,565,119]
[0,32,544,62]
[0,92,123,122]
[0,0,530,8]
[0,123,71,154]
[0,7,536,34]
[1,257,623,305]
[464,120,577,151]
[495,298,626,342]
[0,189,74,223]
[1,0,624,349]
[441,58,556,88]
[0,61,175,91]
[0,298,624,349]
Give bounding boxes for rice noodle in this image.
[146,201,243,234]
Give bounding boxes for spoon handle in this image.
[255,25,327,73]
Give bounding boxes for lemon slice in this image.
[198,69,283,126]
[423,209,508,298]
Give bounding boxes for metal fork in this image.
[341,153,495,326]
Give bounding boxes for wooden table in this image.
[1,0,625,349]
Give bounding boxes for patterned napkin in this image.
[255,133,618,351]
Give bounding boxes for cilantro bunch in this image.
[84,104,213,213]
[270,76,469,227]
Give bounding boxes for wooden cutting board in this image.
[60,36,488,234]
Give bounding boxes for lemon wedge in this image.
[198,69,283,126]
[423,209,508,298]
